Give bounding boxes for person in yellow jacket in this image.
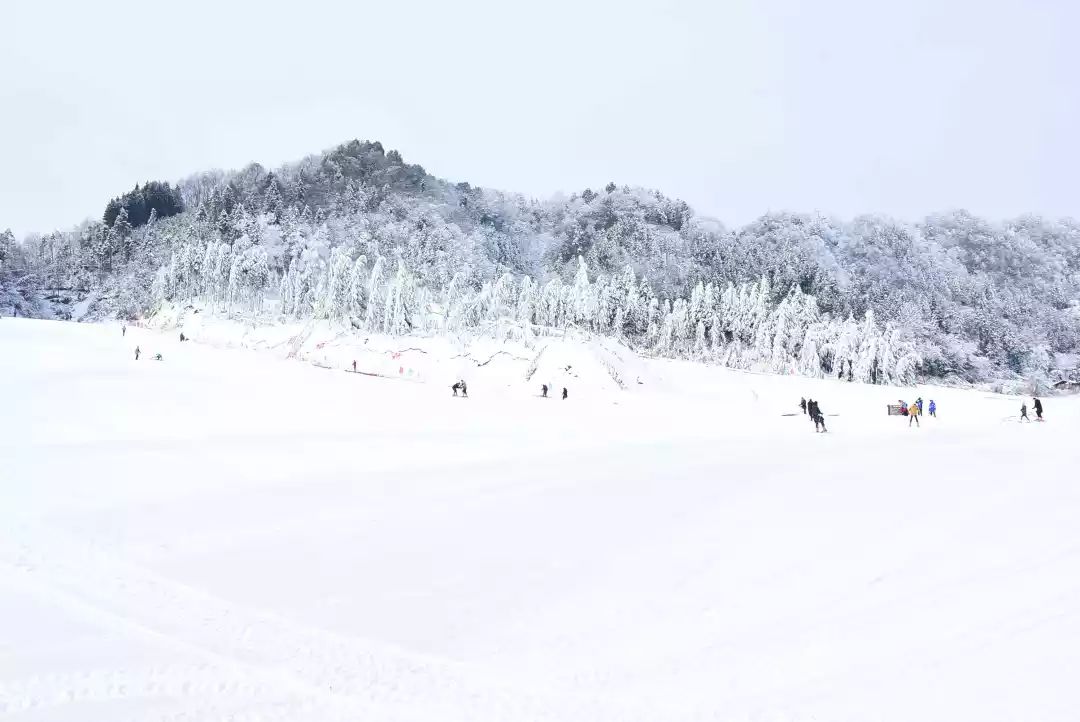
[908,400,920,427]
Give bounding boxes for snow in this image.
[2,317,1079,722]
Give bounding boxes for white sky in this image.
[2,0,1078,237]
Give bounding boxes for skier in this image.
[909,400,920,427]
[928,399,936,417]
[813,402,827,432]
[562,387,568,400]
[134,345,140,361]
[542,384,548,398]
[1020,403,1030,421]
[916,397,924,415]
[352,360,357,373]
[122,325,126,337]
[153,353,163,361]
[460,380,468,398]
[1034,397,1043,421]
[451,381,461,396]
[179,332,186,342]
[800,397,807,415]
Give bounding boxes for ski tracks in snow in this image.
[0,524,649,722]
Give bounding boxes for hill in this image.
[6,139,1080,387]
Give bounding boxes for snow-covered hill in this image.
[2,318,1078,722]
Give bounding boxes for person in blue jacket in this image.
[928,399,936,417]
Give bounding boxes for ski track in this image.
[0,525,651,722]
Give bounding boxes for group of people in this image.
[1020,397,1044,421]
[541,384,568,400]
[448,381,572,400]
[133,345,162,361]
[799,397,828,432]
[129,323,178,360]
[900,397,935,426]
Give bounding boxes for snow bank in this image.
[146,303,654,398]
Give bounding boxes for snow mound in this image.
[146,303,655,398]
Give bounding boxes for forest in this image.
[3,139,1078,388]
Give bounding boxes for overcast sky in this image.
[2,0,1078,237]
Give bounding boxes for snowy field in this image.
[2,317,1079,722]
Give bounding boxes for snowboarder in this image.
[352,360,357,373]
[1034,397,1043,421]
[800,397,807,415]
[134,345,140,361]
[1020,403,1030,421]
[909,400,920,427]
[542,384,548,398]
[562,387,568,400]
[928,399,936,417]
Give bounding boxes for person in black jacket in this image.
[800,397,807,415]
[562,387,568,400]
[813,402,827,432]
[1034,397,1043,421]
[542,384,548,397]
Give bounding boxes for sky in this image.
[2,0,1078,237]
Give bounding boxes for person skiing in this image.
[813,402,827,432]
[134,345,140,361]
[1034,397,1043,421]
[154,353,163,361]
[352,360,357,373]
[562,387,568,400]
[179,332,186,342]
[122,325,126,337]
[542,384,548,398]
[1020,403,1030,421]
[460,380,468,398]
[916,397,924,415]
[928,399,936,417]
[451,381,461,396]
[800,397,807,415]
[909,400,920,427]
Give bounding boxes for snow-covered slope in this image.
[146,302,657,398]
[2,318,1078,722]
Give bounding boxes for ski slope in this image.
[2,318,1079,722]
